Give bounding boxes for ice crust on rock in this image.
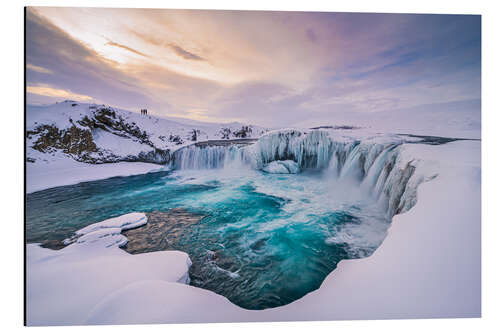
[62,212,148,248]
[75,212,147,235]
[262,160,300,174]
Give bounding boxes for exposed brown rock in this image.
[122,209,204,254]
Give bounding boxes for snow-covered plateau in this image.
[25,101,481,325]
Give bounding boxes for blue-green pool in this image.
[26,168,390,310]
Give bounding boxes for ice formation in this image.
[262,160,300,174]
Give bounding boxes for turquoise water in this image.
[26,168,390,310]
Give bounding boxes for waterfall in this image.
[172,144,247,170]
[171,130,431,217]
[244,129,333,169]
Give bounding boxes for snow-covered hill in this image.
[26,100,268,165]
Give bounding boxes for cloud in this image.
[130,29,165,47]
[306,28,317,43]
[27,85,93,101]
[26,8,153,109]
[26,7,481,127]
[26,63,53,74]
[168,43,205,61]
[25,8,224,117]
[105,39,148,57]
[128,30,206,61]
[129,30,205,61]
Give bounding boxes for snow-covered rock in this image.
[74,212,147,236]
[62,212,148,248]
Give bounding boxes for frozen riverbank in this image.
[26,155,164,193]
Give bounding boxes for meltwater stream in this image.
[26,130,426,310]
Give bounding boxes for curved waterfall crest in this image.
[172,129,433,217]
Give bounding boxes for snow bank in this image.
[26,213,192,326]
[85,281,249,325]
[298,99,481,140]
[92,128,153,156]
[26,152,164,193]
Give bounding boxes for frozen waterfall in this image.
[172,130,430,217]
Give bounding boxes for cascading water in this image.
[172,129,426,217]
[173,144,248,170]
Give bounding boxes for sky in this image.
[26,7,481,127]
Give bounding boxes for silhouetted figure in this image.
[140,109,148,116]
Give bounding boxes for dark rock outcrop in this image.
[27,106,172,165]
[27,124,98,157]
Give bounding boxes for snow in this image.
[26,213,192,326]
[63,212,148,248]
[92,128,152,156]
[85,281,248,325]
[26,139,480,325]
[75,212,147,236]
[26,152,165,193]
[299,99,481,140]
[363,99,481,139]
